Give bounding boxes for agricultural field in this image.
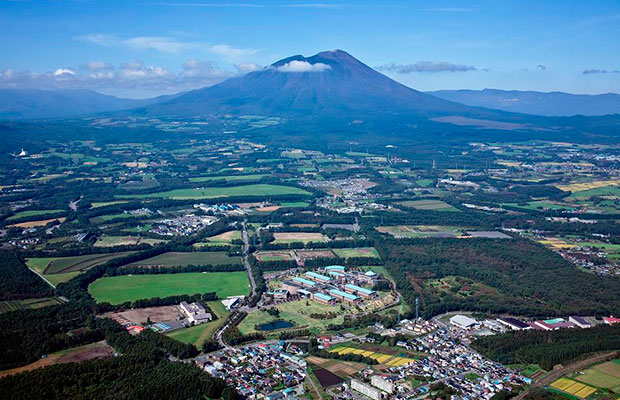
[90,212,140,224]
[556,179,620,193]
[376,225,468,239]
[123,251,241,267]
[332,247,380,259]
[116,184,311,200]
[305,356,365,378]
[272,232,327,244]
[90,201,128,208]
[27,252,135,275]
[204,230,242,243]
[88,271,249,304]
[188,174,268,183]
[550,377,598,398]
[6,209,64,221]
[572,359,620,394]
[9,217,66,228]
[329,346,416,367]
[0,297,64,314]
[395,199,459,212]
[93,236,167,247]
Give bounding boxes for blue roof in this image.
[292,277,316,286]
[325,265,346,271]
[327,271,345,277]
[329,289,360,301]
[344,284,375,295]
[305,271,332,281]
[313,292,335,301]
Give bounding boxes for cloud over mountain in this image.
[377,61,477,73]
[275,60,331,72]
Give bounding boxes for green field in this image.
[188,174,268,183]
[90,201,128,208]
[377,225,467,238]
[280,201,310,208]
[7,209,65,221]
[116,184,311,200]
[0,297,64,314]
[204,231,242,243]
[88,271,249,304]
[166,301,230,347]
[333,247,380,259]
[574,359,620,392]
[396,199,459,212]
[94,236,167,247]
[124,251,241,267]
[27,252,135,275]
[90,213,139,224]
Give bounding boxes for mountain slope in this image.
[140,50,480,118]
[0,89,177,120]
[428,89,620,116]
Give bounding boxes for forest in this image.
[379,238,620,318]
[0,251,54,300]
[471,324,620,370]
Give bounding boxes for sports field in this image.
[333,247,380,259]
[88,271,249,304]
[396,199,458,212]
[272,232,327,244]
[124,251,241,267]
[116,184,311,200]
[254,250,295,262]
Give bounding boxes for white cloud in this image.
[377,61,477,73]
[0,59,238,93]
[236,62,262,74]
[78,33,257,59]
[275,60,331,72]
[53,68,76,76]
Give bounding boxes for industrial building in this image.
[497,317,531,330]
[449,315,478,329]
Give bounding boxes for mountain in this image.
[428,89,620,116]
[138,50,483,119]
[0,89,177,120]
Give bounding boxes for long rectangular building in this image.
[312,292,336,305]
[344,284,376,298]
[305,271,332,283]
[292,276,316,288]
[329,289,361,303]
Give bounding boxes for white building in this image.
[351,379,382,400]
[371,375,394,394]
[450,315,478,329]
[180,301,213,325]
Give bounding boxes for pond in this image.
[258,320,294,331]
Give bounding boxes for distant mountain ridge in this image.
[428,89,620,116]
[0,88,178,120]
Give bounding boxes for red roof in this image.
[604,316,620,324]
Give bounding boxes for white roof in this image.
[450,315,478,328]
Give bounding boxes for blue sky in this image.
[1,0,618,98]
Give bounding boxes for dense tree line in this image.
[379,238,620,318]
[0,323,233,400]
[95,292,219,313]
[0,251,54,300]
[471,324,620,370]
[139,329,199,359]
[114,263,245,276]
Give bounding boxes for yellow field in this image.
[329,347,415,367]
[556,179,620,192]
[551,378,596,398]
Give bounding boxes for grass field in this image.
[90,201,128,208]
[166,301,230,347]
[7,209,64,221]
[272,232,327,244]
[89,272,249,304]
[116,184,311,200]
[90,212,139,224]
[333,247,380,259]
[188,174,267,183]
[124,251,241,267]
[574,359,620,393]
[396,199,459,212]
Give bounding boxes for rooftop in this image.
[344,283,375,295]
[329,289,360,301]
[314,292,335,301]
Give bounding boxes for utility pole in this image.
[415,297,419,321]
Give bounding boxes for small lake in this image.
[258,320,294,331]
